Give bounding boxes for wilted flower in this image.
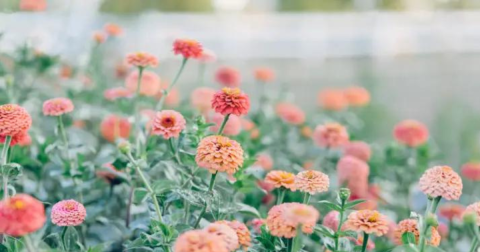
[419,166,463,200]
[438,203,465,221]
[191,87,216,112]
[196,135,244,174]
[265,170,296,191]
[0,194,46,236]
[343,141,371,161]
[198,48,217,63]
[204,223,239,251]
[393,219,441,246]
[216,220,251,250]
[322,211,340,231]
[318,89,348,111]
[344,210,389,236]
[125,70,161,97]
[255,153,273,170]
[43,98,74,116]
[254,67,275,82]
[19,0,46,11]
[174,230,228,252]
[275,102,305,125]
[313,122,349,148]
[151,110,186,139]
[209,114,242,136]
[126,52,159,68]
[266,203,316,238]
[461,162,480,181]
[463,202,480,226]
[51,199,86,226]
[104,23,123,36]
[295,170,330,195]
[173,39,203,59]
[216,67,241,87]
[212,88,250,116]
[344,86,370,107]
[393,120,429,147]
[0,104,32,137]
[100,115,131,142]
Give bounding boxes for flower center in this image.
[9,199,25,210]
[63,202,76,211]
[222,88,240,96]
[161,117,175,128]
[367,212,380,222]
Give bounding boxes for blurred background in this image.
[1,0,480,165]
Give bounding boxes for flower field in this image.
[1,4,480,252]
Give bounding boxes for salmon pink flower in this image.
[19,0,46,11]
[254,67,275,82]
[216,67,241,87]
[100,115,131,142]
[344,210,389,236]
[301,126,313,138]
[265,170,296,191]
[255,153,274,170]
[209,113,241,136]
[322,211,340,231]
[126,52,158,68]
[151,110,186,139]
[104,23,123,36]
[393,120,429,147]
[438,203,465,221]
[0,104,32,137]
[295,170,329,195]
[212,88,250,116]
[393,219,440,246]
[104,87,133,101]
[0,194,46,236]
[174,230,228,252]
[204,223,239,251]
[275,102,305,125]
[250,218,265,233]
[215,220,251,250]
[0,131,31,147]
[125,70,161,97]
[156,81,180,107]
[93,32,106,44]
[51,199,86,226]
[198,48,217,63]
[419,166,463,200]
[196,135,244,174]
[438,223,448,238]
[318,89,348,111]
[266,203,316,238]
[344,86,370,107]
[461,162,480,181]
[313,122,349,148]
[343,141,371,161]
[191,87,216,112]
[115,62,129,78]
[173,39,203,59]
[463,202,480,226]
[43,98,74,116]
[282,203,320,227]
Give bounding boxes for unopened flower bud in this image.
[464,212,477,226]
[339,188,351,202]
[117,140,131,155]
[426,213,438,228]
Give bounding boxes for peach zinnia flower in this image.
[0,104,32,137]
[337,156,370,185]
[151,110,186,139]
[209,114,242,136]
[265,170,296,191]
[275,102,305,125]
[104,23,123,36]
[104,87,133,101]
[0,194,46,236]
[250,218,265,233]
[174,230,228,252]
[216,220,251,250]
[322,211,340,231]
[198,48,217,63]
[191,87,216,112]
[212,88,250,116]
[125,70,161,97]
[313,122,349,148]
[463,202,480,226]
[393,219,441,246]
[393,120,429,147]
[344,86,370,107]
[461,162,480,181]
[19,0,46,11]
[318,89,348,111]
[344,210,389,236]
[100,115,131,142]
[419,166,463,200]
[51,199,86,226]
[126,52,159,68]
[255,153,274,170]
[282,203,320,228]
[173,39,203,59]
[343,141,371,161]
[204,223,239,251]
[254,67,275,82]
[196,135,244,174]
[216,67,241,87]
[295,170,329,195]
[43,98,74,116]
[438,203,465,221]
[266,203,316,238]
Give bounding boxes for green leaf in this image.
[425,246,446,252]
[151,179,177,195]
[337,230,357,238]
[0,244,7,252]
[133,188,149,205]
[344,199,367,209]
[314,225,335,238]
[87,244,108,252]
[1,163,22,179]
[392,244,420,252]
[64,226,81,251]
[317,200,342,211]
[401,232,416,245]
[236,203,262,218]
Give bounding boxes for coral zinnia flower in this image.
[344,86,370,107]
[0,194,46,236]
[125,70,161,97]
[250,218,265,233]
[461,162,480,181]
[104,87,133,101]
[0,104,32,137]
[126,52,159,68]
[93,32,106,44]
[255,153,274,170]
[438,203,465,221]
[191,87,216,112]
[173,39,203,59]
[322,211,340,231]
[266,203,316,238]
[318,89,348,111]
[344,210,389,236]
[393,219,441,246]
[313,122,349,148]
[43,98,74,116]
[419,166,463,200]
[51,199,86,226]
[174,230,228,252]
[254,67,275,83]
[0,130,31,147]
[393,120,429,147]
[295,170,329,195]
[215,220,251,251]
[151,110,186,139]
[337,156,370,197]
[343,141,371,161]
[282,203,320,228]
[198,48,217,63]
[196,135,244,174]
[104,23,123,36]
[209,113,242,136]
[204,223,239,251]
[100,115,131,142]
[265,170,296,191]
[215,66,241,87]
[463,202,480,226]
[212,88,250,116]
[275,102,305,125]
[19,0,46,11]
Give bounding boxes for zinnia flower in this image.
[393,219,441,246]
[0,131,31,147]
[204,223,239,251]
[438,223,448,238]
[419,166,463,200]
[255,153,273,170]
[104,23,123,36]
[96,163,124,185]
[393,120,429,147]
[322,211,340,231]
[216,220,251,250]
[216,67,241,87]
[254,67,275,82]
[318,89,348,111]
[0,104,32,137]
[0,194,46,236]
[265,170,296,191]
[212,88,250,116]
[151,110,186,139]
[266,203,316,238]
[198,48,217,63]
[337,156,370,197]
[125,70,161,97]
[116,62,129,79]
[313,122,349,148]
[100,115,131,142]
[275,102,305,125]
[209,113,242,136]
[438,203,465,221]
[104,87,133,101]
[344,210,389,236]
[344,86,370,107]
[191,87,216,112]
[43,98,74,116]
[173,39,203,59]
[250,218,265,233]
[461,162,480,181]
[463,202,480,226]
[196,135,244,174]
[174,230,228,252]
[282,203,320,228]
[51,199,86,226]
[126,52,159,68]
[343,141,371,161]
[93,32,106,44]
[19,0,46,11]
[156,81,180,107]
[295,170,329,195]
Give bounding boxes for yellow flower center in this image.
[304,171,316,179]
[64,201,76,210]
[367,211,380,222]
[216,136,232,148]
[9,199,25,210]
[292,207,311,218]
[442,166,452,172]
[222,88,240,96]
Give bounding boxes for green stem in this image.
[303,193,311,204]
[183,201,191,224]
[361,233,369,252]
[61,226,67,249]
[134,67,144,158]
[194,172,218,228]
[193,203,207,228]
[419,196,441,252]
[1,136,11,200]
[168,138,182,165]
[156,57,188,110]
[217,114,231,135]
[23,235,35,252]
[469,237,479,252]
[334,199,346,250]
[208,172,218,193]
[290,228,302,252]
[58,115,69,149]
[430,196,441,214]
[58,116,82,202]
[276,188,286,205]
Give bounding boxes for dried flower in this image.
[125,70,161,97]
[212,88,250,116]
[343,141,371,161]
[266,203,316,238]
[393,120,429,147]
[209,113,242,136]
[173,39,203,59]
[100,115,131,142]
[216,67,241,87]
[174,230,228,252]
[196,135,244,174]
[126,52,159,68]
[0,194,46,236]
[265,170,296,191]
[216,220,251,250]
[393,219,441,246]
[344,210,389,236]
[151,110,186,139]
[0,104,32,137]
[419,166,463,200]
[275,102,305,125]
[204,223,239,251]
[313,122,349,148]
[344,86,370,107]
[318,89,348,111]
[295,170,329,195]
[43,98,74,116]
[51,199,86,226]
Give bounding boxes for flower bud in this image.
[339,188,351,202]
[425,213,438,228]
[117,140,131,155]
[464,212,477,226]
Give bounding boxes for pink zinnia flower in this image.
[0,194,46,236]
[393,120,429,147]
[318,89,348,111]
[173,39,203,59]
[438,222,449,238]
[295,170,330,195]
[215,220,251,250]
[255,153,274,170]
[344,210,389,236]
[125,70,161,97]
[257,180,275,193]
[204,223,239,251]
[196,135,244,174]
[51,199,86,226]
[393,219,440,246]
[419,166,463,200]
[43,98,74,116]
[461,162,480,181]
[104,87,133,101]
[266,203,316,238]
[0,131,31,147]
[337,156,369,187]
[438,203,465,221]
[212,88,250,116]
[265,170,296,191]
[313,122,349,148]
[215,67,241,87]
[19,0,46,11]
[322,211,340,231]
[151,110,186,139]
[100,115,131,142]
[126,52,159,68]
[197,48,217,63]
[250,218,265,233]
[343,141,371,161]
[275,102,305,125]
[104,23,123,36]
[156,81,180,107]
[0,104,32,137]
[190,87,216,112]
[174,230,228,252]
[209,113,242,136]
[282,203,320,228]
[463,202,480,226]
[344,86,370,107]
[254,67,275,83]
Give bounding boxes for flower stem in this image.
[217,114,231,135]
[156,57,188,110]
[1,136,11,200]
[303,193,311,204]
[194,172,218,228]
[290,228,302,252]
[208,172,218,193]
[193,203,207,228]
[24,235,36,252]
[419,196,441,252]
[276,188,286,205]
[469,237,479,252]
[360,233,369,252]
[168,138,182,165]
[134,67,144,158]
[334,197,346,250]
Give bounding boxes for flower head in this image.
[337,156,370,186]
[212,88,250,116]
[151,110,186,139]
[104,23,123,36]
[174,230,228,252]
[51,199,86,226]
[0,194,46,236]
[100,115,131,142]
[209,114,242,136]
[204,223,239,251]
[255,153,273,170]
[125,70,161,96]
[215,220,251,250]
[393,120,429,147]
[19,0,46,11]
[438,203,465,221]
[191,87,216,112]
[295,170,329,195]
[0,104,32,137]
[282,203,320,228]
[393,219,441,246]
[313,123,349,148]
[265,170,296,191]
[318,89,348,111]
[196,135,244,174]
[250,218,265,233]
[156,81,180,107]
[254,67,275,82]
[343,141,371,161]
[1,131,31,147]
[344,210,389,236]
[266,203,316,238]
[216,67,241,87]
[198,48,217,63]
[419,166,463,200]
[43,98,74,116]
[126,52,158,68]
[344,86,370,107]
[461,162,480,181]
[275,102,305,125]
[322,211,340,231]
[463,202,480,226]
[104,87,133,101]
[93,32,106,44]
[173,39,203,59]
